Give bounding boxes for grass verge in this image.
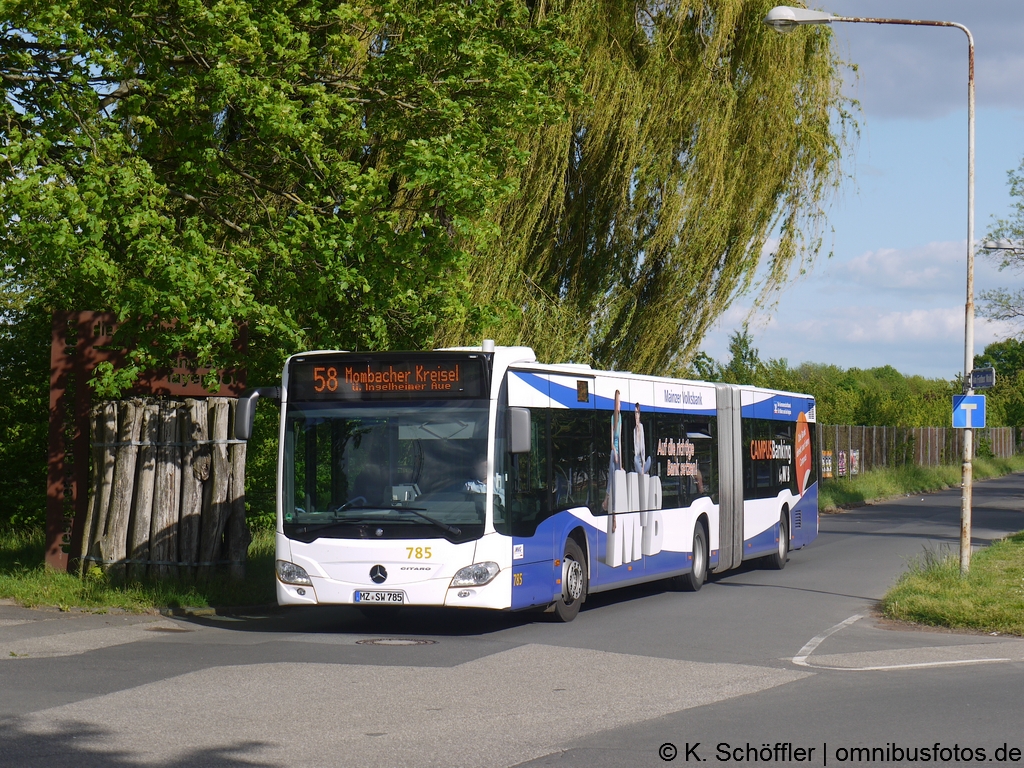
[818,455,1024,511]
[0,527,276,612]
[881,532,1024,636]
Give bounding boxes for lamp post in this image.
[764,6,977,574]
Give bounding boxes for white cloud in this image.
[815,240,1019,298]
[832,242,962,291]
[698,238,1023,378]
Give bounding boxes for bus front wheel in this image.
[552,538,587,622]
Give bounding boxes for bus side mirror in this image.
[235,387,282,441]
[508,407,531,454]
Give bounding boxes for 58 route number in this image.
[313,366,339,393]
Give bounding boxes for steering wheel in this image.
[330,496,367,514]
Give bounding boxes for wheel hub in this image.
[563,557,584,602]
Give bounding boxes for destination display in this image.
[289,357,486,400]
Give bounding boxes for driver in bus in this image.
[465,457,505,504]
[464,458,488,495]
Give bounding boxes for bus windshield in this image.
[283,400,491,541]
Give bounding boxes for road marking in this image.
[793,613,866,666]
[794,614,1020,671]
[799,658,1011,672]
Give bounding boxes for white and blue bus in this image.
[236,342,818,621]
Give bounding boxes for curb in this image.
[159,603,281,618]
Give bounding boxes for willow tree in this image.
[439,0,848,374]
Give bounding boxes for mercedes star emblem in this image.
[369,564,388,584]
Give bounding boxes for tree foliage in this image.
[696,326,965,428]
[981,158,1024,332]
[976,338,1024,429]
[1,0,577,393]
[0,305,49,528]
[439,0,849,373]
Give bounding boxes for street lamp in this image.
[764,7,977,574]
[981,239,1024,253]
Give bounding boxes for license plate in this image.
[354,590,405,604]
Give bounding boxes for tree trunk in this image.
[151,401,183,580]
[179,398,211,578]
[199,398,231,580]
[128,402,159,582]
[102,399,144,581]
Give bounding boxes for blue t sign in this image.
[952,395,986,429]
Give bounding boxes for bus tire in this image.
[676,522,707,592]
[766,510,789,570]
[552,538,587,622]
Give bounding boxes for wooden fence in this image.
[817,424,1019,480]
[80,397,248,581]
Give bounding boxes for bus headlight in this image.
[450,562,500,587]
[276,560,312,586]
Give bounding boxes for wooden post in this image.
[128,402,159,582]
[179,398,211,577]
[89,401,119,567]
[102,399,144,581]
[77,405,104,572]
[151,401,183,580]
[226,399,250,581]
[199,398,231,579]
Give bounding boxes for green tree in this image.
[693,330,961,427]
[440,0,850,372]
[981,159,1024,331]
[0,303,49,527]
[0,0,577,393]
[975,338,1024,379]
[976,338,1024,428]
[720,325,762,385]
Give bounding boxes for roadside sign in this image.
[952,395,986,429]
[970,367,996,389]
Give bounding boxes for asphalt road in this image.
[2,474,1024,767]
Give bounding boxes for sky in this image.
[699,1,1024,380]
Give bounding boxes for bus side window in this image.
[508,411,550,537]
[551,410,599,515]
[684,416,715,504]
[743,417,797,499]
[653,413,685,509]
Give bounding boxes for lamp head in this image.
[764,6,835,34]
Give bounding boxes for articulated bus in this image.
[236,342,818,621]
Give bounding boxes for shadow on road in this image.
[0,716,280,768]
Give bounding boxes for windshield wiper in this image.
[300,506,462,537]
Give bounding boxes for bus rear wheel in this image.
[673,522,707,592]
[765,511,789,570]
[552,538,587,622]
